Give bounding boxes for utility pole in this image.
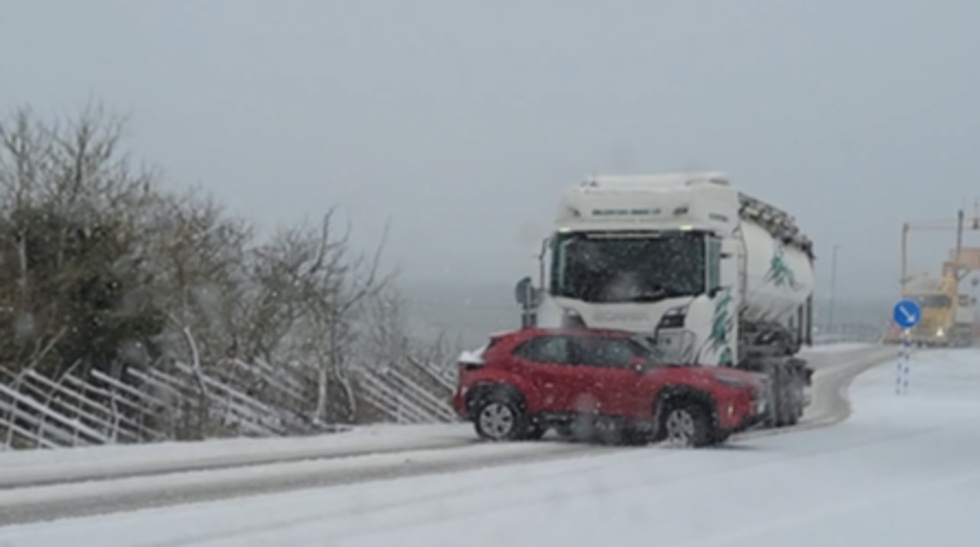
[829,244,840,329]
[955,208,965,296]
[901,204,980,292]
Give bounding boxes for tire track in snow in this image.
[143,351,938,546]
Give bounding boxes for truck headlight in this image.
[657,305,688,329]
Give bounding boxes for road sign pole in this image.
[896,328,911,395]
[892,299,920,396]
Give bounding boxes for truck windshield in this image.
[914,294,951,308]
[550,231,705,304]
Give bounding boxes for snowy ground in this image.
[5,344,978,546]
[0,343,883,493]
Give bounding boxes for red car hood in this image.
[665,365,767,389]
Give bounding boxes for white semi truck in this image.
[515,172,816,427]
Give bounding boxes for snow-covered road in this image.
[1,345,975,546]
[0,344,893,526]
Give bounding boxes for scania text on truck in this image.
[514,172,815,427]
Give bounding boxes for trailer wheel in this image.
[782,372,806,426]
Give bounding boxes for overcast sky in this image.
[2,0,979,300]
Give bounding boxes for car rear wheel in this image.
[473,394,529,441]
[661,403,713,448]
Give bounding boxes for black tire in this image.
[767,364,804,428]
[781,371,806,426]
[471,392,529,442]
[660,402,714,448]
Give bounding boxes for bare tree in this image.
[0,104,163,377]
[138,189,252,362]
[357,284,412,374]
[0,102,466,443]
[258,209,394,423]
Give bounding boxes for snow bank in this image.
[0,423,472,488]
[804,342,876,354]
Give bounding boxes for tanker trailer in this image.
[514,172,815,428]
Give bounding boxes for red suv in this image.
[452,328,768,447]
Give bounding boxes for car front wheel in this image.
[473,394,529,441]
[661,403,713,448]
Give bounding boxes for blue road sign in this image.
[893,299,922,329]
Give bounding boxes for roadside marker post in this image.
[898,329,911,395]
[892,299,921,395]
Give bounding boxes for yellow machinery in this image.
[900,205,980,347]
[905,273,957,347]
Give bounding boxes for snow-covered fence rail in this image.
[0,353,461,450]
[0,365,162,450]
[355,366,456,424]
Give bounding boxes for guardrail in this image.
[813,323,889,345]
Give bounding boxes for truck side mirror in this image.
[515,276,535,307]
[708,285,729,298]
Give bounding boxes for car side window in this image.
[573,337,636,368]
[512,336,573,364]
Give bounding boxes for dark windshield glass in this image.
[550,231,705,304]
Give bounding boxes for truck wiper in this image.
[632,294,668,303]
[631,288,686,302]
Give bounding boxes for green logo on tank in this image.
[764,243,801,289]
